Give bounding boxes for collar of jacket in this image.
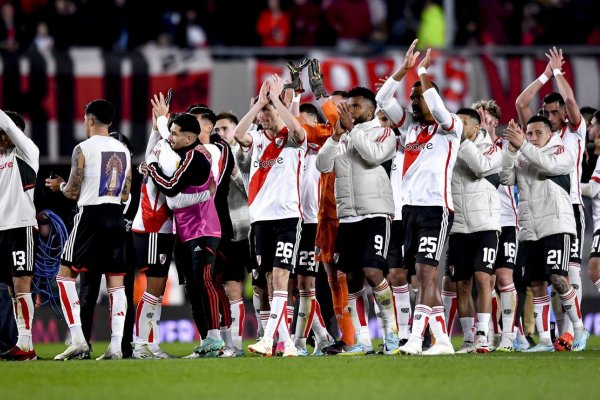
[353,116,381,132]
[177,139,200,157]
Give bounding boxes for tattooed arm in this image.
[121,168,132,203]
[45,145,85,200]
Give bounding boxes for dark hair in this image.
[109,131,133,155]
[299,103,322,122]
[168,113,200,135]
[412,80,440,93]
[592,110,600,124]
[543,92,565,106]
[4,111,25,132]
[456,107,481,124]
[216,112,239,125]
[187,104,216,126]
[331,90,348,98]
[185,103,210,113]
[527,115,552,131]
[85,99,114,125]
[581,106,597,116]
[347,87,376,109]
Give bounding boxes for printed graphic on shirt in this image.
[99,151,127,197]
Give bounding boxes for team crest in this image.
[159,254,167,265]
[275,137,284,148]
[333,253,340,264]
[256,255,262,266]
[99,151,127,197]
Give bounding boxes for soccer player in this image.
[48,99,132,360]
[501,116,589,352]
[396,47,461,356]
[316,86,399,355]
[0,110,39,361]
[582,111,600,295]
[446,107,501,353]
[472,100,520,352]
[515,47,586,344]
[236,76,306,357]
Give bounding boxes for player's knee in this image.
[388,268,407,286]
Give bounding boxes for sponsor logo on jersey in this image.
[253,157,284,169]
[404,142,433,152]
[0,161,14,169]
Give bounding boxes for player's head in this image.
[214,112,238,144]
[589,110,600,143]
[84,99,114,137]
[581,106,597,127]
[330,90,348,106]
[472,99,501,128]
[542,92,566,132]
[0,110,25,153]
[109,131,133,156]
[187,104,217,144]
[526,115,553,148]
[347,87,376,124]
[257,102,282,133]
[456,108,481,139]
[299,103,322,127]
[376,109,391,128]
[168,113,200,150]
[410,80,439,123]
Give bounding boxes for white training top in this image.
[390,134,405,220]
[556,119,586,205]
[582,157,600,231]
[495,138,518,227]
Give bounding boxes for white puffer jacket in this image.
[500,134,575,241]
[316,117,395,218]
[451,130,502,234]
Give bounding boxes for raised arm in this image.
[234,81,269,147]
[515,62,554,127]
[376,39,419,104]
[547,47,582,131]
[459,136,502,177]
[0,109,39,168]
[269,75,306,144]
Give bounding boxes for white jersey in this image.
[495,138,518,227]
[77,135,131,207]
[400,116,461,210]
[228,142,251,242]
[557,120,586,205]
[301,143,321,224]
[247,127,307,223]
[390,133,405,220]
[583,158,600,231]
[132,138,179,234]
[0,110,39,230]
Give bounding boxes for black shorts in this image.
[132,232,175,278]
[386,220,404,269]
[61,204,126,275]
[518,233,571,283]
[0,226,37,284]
[252,218,301,274]
[590,229,600,258]
[495,226,517,270]
[335,217,390,274]
[570,204,585,264]
[296,223,318,277]
[402,205,453,272]
[218,238,254,282]
[447,231,499,282]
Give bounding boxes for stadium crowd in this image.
[1,39,599,360]
[0,0,598,54]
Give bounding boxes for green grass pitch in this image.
[2,338,599,400]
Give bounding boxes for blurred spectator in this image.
[417,0,445,49]
[175,8,207,48]
[288,0,320,46]
[454,0,478,46]
[0,1,23,52]
[324,0,372,52]
[368,0,388,45]
[478,0,511,45]
[32,21,53,52]
[256,0,290,47]
[45,0,81,50]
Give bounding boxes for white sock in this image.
[207,329,220,340]
[295,289,315,349]
[372,280,397,335]
[393,284,411,340]
[220,326,233,348]
[490,290,500,335]
[551,288,569,336]
[559,288,584,331]
[259,311,269,335]
[230,298,244,352]
[265,291,289,340]
[499,284,517,337]
[373,300,384,335]
[253,291,263,338]
[148,296,162,350]
[409,304,431,342]
[431,306,450,345]
[57,276,86,345]
[108,286,127,353]
[14,293,33,351]
[533,295,552,345]
[476,312,491,335]
[460,317,475,343]
[441,289,457,336]
[516,320,528,345]
[134,292,158,347]
[311,300,331,343]
[348,290,372,347]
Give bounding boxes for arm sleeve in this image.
[316,137,340,173]
[375,78,407,128]
[157,116,170,140]
[500,148,518,186]
[0,109,39,170]
[148,150,210,196]
[166,190,212,209]
[423,88,461,135]
[458,139,502,177]
[321,100,339,127]
[350,126,396,165]
[519,141,574,176]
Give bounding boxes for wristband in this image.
[537,74,549,85]
[292,93,301,103]
[59,182,67,192]
[553,68,563,77]
[417,67,428,77]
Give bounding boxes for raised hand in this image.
[257,80,269,106]
[400,39,421,72]
[416,48,432,71]
[504,119,525,151]
[375,76,388,91]
[546,46,565,73]
[337,102,354,132]
[268,74,284,99]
